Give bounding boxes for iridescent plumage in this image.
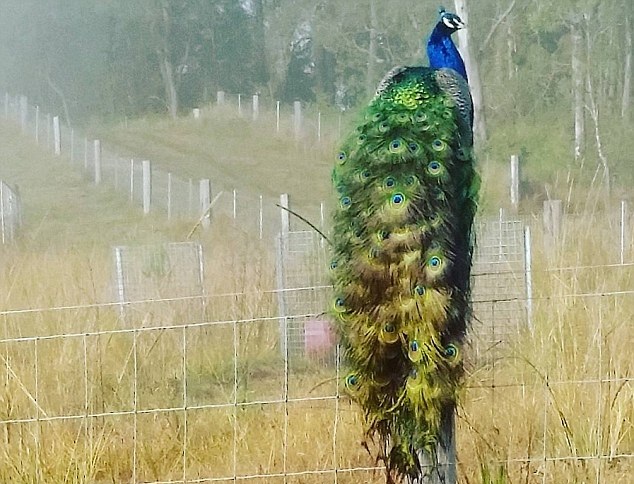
[330,8,478,481]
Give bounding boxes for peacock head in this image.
[437,7,465,32]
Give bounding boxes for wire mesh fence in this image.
[0,272,631,483]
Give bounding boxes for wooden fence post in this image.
[412,412,456,484]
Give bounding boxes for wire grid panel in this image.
[276,231,332,363]
[0,181,22,244]
[471,219,527,356]
[113,242,205,325]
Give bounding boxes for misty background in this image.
[0,0,632,187]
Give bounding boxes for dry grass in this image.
[0,114,632,483]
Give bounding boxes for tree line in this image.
[0,0,631,172]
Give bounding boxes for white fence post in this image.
[199,179,211,228]
[217,91,225,105]
[142,160,151,214]
[35,106,40,144]
[167,172,172,220]
[317,112,322,142]
[252,94,259,121]
[192,108,201,119]
[276,101,280,133]
[238,94,242,116]
[510,154,519,211]
[543,200,562,257]
[233,189,237,219]
[621,200,628,265]
[19,95,27,132]
[280,193,290,236]
[293,101,302,139]
[94,140,102,184]
[130,159,135,201]
[70,128,74,162]
[53,116,61,155]
[259,194,264,240]
[524,225,533,331]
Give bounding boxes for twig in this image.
[187,191,224,239]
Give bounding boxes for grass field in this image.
[0,107,632,483]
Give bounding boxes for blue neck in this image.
[427,24,468,81]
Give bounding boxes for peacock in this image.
[330,7,478,482]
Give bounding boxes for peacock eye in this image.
[333,297,346,312]
[384,323,396,334]
[429,256,442,268]
[391,193,405,206]
[389,139,403,153]
[408,142,420,153]
[379,121,390,133]
[371,112,382,122]
[345,374,359,389]
[428,160,442,176]
[361,169,371,179]
[396,112,410,123]
[405,175,418,186]
[445,344,458,358]
[383,176,396,189]
[340,196,352,209]
[414,110,428,123]
[329,260,338,270]
[410,340,419,352]
[357,134,367,144]
[431,139,446,152]
[414,285,425,296]
[377,229,389,240]
[337,151,347,163]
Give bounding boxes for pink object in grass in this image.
[304,319,335,356]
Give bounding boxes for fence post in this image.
[199,179,211,228]
[192,108,201,119]
[543,200,562,257]
[46,113,51,148]
[233,189,237,219]
[142,160,151,214]
[259,194,264,240]
[413,413,456,484]
[280,193,290,236]
[293,101,302,139]
[217,91,225,105]
[276,101,280,133]
[94,140,102,184]
[53,116,61,155]
[238,94,242,116]
[252,94,259,121]
[317,112,322,142]
[35,106,40,144]
[167,172,172,220]
[84,138,89,171]
[19,95,27,132]
[621,200,628,265]
[0,182,5,244]
[130,159,135,201]
[510,154,519,211]
[70,128,74,162]
[188,178,193,217]
[524,225,533,331]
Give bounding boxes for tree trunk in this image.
[366,0,378,95]
[571,21,585,161]
[158,3,178,119]
[622,16,632,120]
[454,0,487,145]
